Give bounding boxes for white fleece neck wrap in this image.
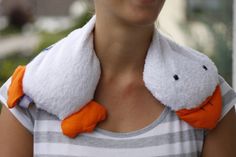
[22,16,219,120]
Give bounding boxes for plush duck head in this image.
[6,16,222,138]
[143,31,222,129]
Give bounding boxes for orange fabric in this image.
[176,85,222,129]
[7,65,222,135]
[61,101,107,138]
[7,66,26,108]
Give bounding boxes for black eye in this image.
[173,75,179,81]
[202,65,208,71]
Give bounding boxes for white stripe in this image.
[0,83,9,105]
[34,119,192,139]
[219,79,236,120]
[0,77,12,105]
[34,141,202,157]
[220,81,232,96]
[0,92,7,106]
[35,120,62,132]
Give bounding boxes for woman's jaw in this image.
[94,0,165,28]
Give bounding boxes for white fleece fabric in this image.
[22,15,219,120]
[143,30,219,110]
[23,16,101,119]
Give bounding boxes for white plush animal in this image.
[6,16,222,138]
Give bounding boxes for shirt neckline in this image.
[95,106,170,138]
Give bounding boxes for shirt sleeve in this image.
[218,75,236,120]
[0,78,36,134]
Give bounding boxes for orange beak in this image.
[176,85,222,129]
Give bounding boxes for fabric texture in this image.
[23,17,101,120]
[5,15,224,137]
[176,85,222,129]
[0,14,234,156]
[143,29,219,110]
[7,65,108,137]
[13,15,219,123]
[0,75,235,157]
[7,65,25,108]
[61,101,107,138]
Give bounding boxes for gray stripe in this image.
[223,89,236,107]
[25,109,35,125]
[35,152,200,157]
[155,152,200,157]
[162,108,180,122]
[35,155,80,157]
[35,155,78,157]
[34,130,204,148]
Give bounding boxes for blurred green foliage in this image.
[35,12,92,53]
[35,12,93,54]
[0,53,32,85]
[0,25,22,36]
[0,12,93,111]
[0,12,93,86]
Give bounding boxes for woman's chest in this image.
[93,80,165,133]
[33,109,205,157]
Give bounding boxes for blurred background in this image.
[0,0,233,87]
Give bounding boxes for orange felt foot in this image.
[176,85,222,129]
[7,66,26,108]
[61,101,107,138]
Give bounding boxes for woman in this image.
[0,0,236,156]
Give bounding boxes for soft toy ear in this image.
[176,85,222,129]
[7,65,26,108]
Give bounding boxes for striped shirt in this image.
[0,75,235,157]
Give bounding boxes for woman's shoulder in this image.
[0,78,36,133]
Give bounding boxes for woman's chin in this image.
[121,5,161,27]
[124,14,158,27]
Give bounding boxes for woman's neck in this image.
[93,15,155,81]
